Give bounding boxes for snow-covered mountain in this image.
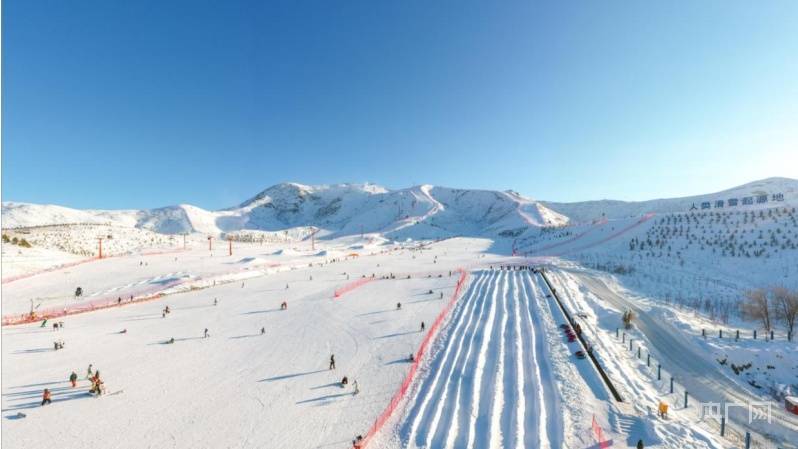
[1,183,568,240]
[4,178,797,240]
[543,177,798,223]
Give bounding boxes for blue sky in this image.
[3,0,797,210]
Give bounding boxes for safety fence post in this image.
[684,390,688,408]
[657,364,661,380]
[670,376,674,394]
[646,353,650,367]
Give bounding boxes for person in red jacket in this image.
[41,389,52,406]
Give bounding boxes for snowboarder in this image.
[69,371,78,388]
[166,337,175,344]
[341,376,348,386]
[281,301,287,310]
[204,328,209,338]
[41,389,52,406]
[420,321,426,332]
[329,354,336,370]
[119,329,127,334]
[408,353,415,362]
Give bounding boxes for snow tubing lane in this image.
[359,268,469,447]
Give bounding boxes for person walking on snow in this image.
[41,389,52,406]
[329,354,336,370]
[69,371,78,387]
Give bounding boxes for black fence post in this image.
[719,329,722,339]
[657,364,661,380]
[616,328,619,338]
[670,376,674,394]
[770,330,774,340]
[745,431,751,449]
[629,339,633,351]
[623,332,626,343]
[647,353,650,367]
[637,346,641,359]
[702,329,705,338]
[684,390,688,408]
[736,329,740,341]
[720,416,725,436]
[754,329,757,340]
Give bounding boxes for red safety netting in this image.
[333,277,375,299]
[2,279,184,326]
[592,415,609,449]
[359,268,469,447]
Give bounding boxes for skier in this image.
[396,302,402,310]
[352,379,359,395]
[408,353,415,362]
[166,337,175,344]
[260,327,266,335]
[285,284,289,290]
[636,440,644,449]
[41,319,48,328]
[214,298,218,306]
[204,328,209,338]
[420,321,426,332]
[69,371,78,387]
[329,354,336,370]
[41,389,52,406]
[440,292,443,299]
[87,364,94,379]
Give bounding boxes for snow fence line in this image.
[1,280,183,326]
[333,277,375,298]
[1,247,189,284]
[359,268,469,448]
